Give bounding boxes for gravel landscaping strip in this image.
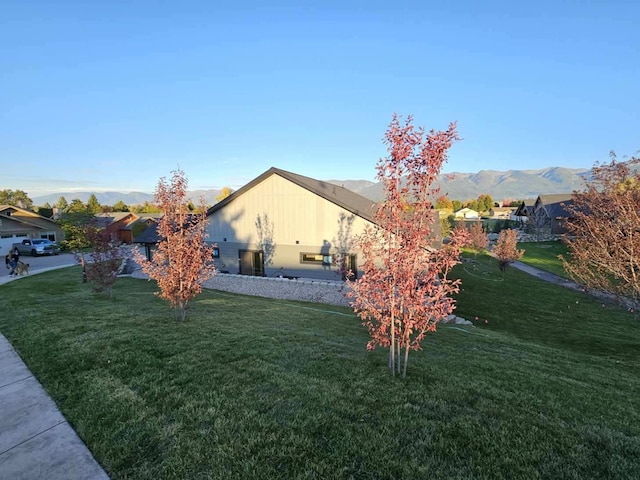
[132,270,352,307]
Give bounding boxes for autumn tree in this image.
[477,193,494,213]
[561,154,640,310]
[216,186,233,202]
[493,228,524,272]
[348,114,468,378]
[435,194,453,210]
[84,226,123,297]
[134,169,216,321]
[466,221,489,254]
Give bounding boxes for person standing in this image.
[4,252,10,272]
[9,248,19,276]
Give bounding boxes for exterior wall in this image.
[213,241,350,280]
[207,174,373,280]
[0,217,63,252]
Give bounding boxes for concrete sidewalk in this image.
[0,335,109,479]
[508,260,583,291]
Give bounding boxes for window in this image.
[300,253,332,265]
[212,247,220,258]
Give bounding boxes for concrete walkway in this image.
[1,262,109,479]
[508,260,583,291]
[0,335,109,479]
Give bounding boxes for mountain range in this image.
[32,167,592,206]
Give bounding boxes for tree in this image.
[452,199,463,211]
[84,227,123,297]
[493,229,524,272]
[112,200,129,212]
[0,189,34,210]
[68,198,88,213]
[55,196,69,212]
[216,186,233,202]
[561,154,640,311]
[477,194,494,213]
[86,194,102,214]
[348,114,468,379]
[435,195,453,210]
[464,199,479,212]
[134,169,216,321]
[466,221,489,254]
[131,201,162,213]
[36,203,53,218]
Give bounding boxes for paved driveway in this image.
[1,253,77,281]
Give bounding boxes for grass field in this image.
[518,241,570,278]
[1,260,639,479]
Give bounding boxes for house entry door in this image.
[239,250,265,276]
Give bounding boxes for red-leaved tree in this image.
[134,169,216,321]
[493,229,524,272]
[465,221,489,255]
[348,114,469,378]
[561,154,640,310]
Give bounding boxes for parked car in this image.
[12,238,61,256]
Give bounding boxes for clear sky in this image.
[1,0,638,197]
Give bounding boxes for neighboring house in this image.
[96,212,162,244]
[205,167,379,280]
[512,199,535,223]
[526,194,574,235]
[0,205,65,253]
[132,219,161,261]
[488,207,515,219]
[453,208,479,219]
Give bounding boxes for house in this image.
[453,208,479,219]
[0,205,65,253]
[96,212,162,244]
[488,207,515,219]
[526,194,574,235]
[205,167,380,280]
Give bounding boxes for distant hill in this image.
[32,189,223,207]
[32,167,593,208]
[346,167,593,202]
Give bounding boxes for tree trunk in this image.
[175,302,187,321]
[402,343,410,379]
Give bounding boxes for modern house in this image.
[205,167,379,280]
[0,205,65,253]
[520,194,574,235]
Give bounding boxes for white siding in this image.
[207,174,373,246]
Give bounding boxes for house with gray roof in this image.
[205,167,379,280]
[528,194,574,236]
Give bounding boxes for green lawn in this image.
[518,241,570,278]
[1,263,639,479]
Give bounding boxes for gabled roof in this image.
[537,194,574,205]
[0,204,59,229]
[133,222,162,244]
[535,194,574,218]
[207,167,377,223]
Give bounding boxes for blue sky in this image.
[1,0,638,197]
